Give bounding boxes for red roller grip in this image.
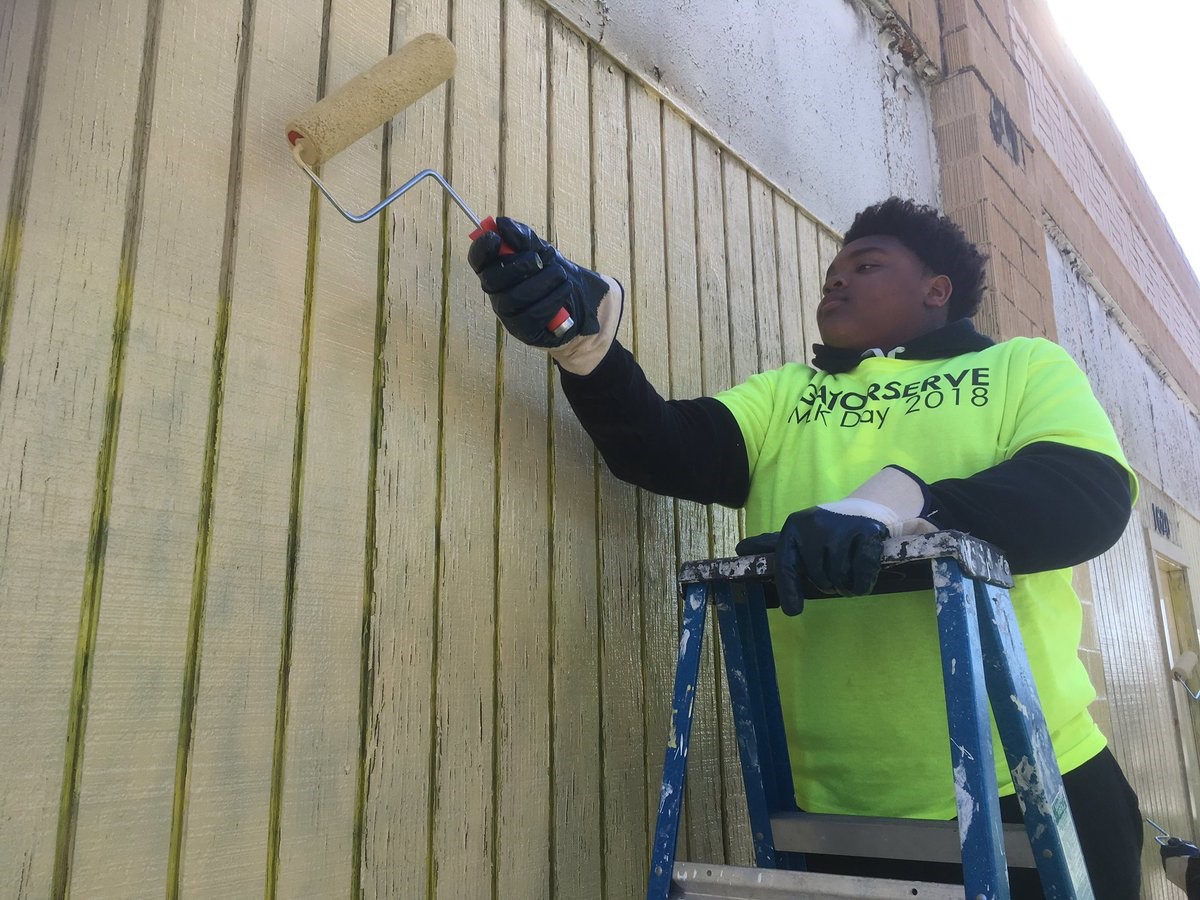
[469,216,575,337]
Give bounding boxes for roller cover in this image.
[287,33,455,165]
[1175,650,1199,679]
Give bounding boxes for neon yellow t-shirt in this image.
[715,336,1135,819]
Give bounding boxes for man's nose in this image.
[823,273,846,293]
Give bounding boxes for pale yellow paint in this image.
[773,199,807,365]
[67,0,241,893]
[591,49,653,900]
[357,1,450,896]
[428,0,505,896]
[493,1,552,896]
[724,160,758,388]
[0,0,41,221]
[177,0,320,894]
[716,152,757,865]
[748,177,783,375]
[626,78,682,862]
[796,215,825,362]
[667,123,720,864]
[274,0,389,894]
[0,0,150,894]
[547,18,604,895]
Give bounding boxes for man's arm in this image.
[559,339,749,507]
[924,442,1132,573]
[469,217,749,507]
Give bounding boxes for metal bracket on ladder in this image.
[646,531,1095,900]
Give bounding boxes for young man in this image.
[469,197,1143,898]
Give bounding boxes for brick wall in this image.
[894,0,1200,403]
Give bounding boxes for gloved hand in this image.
[1161,837,1200,893]
[735,466,937,616]
[468,218,622,373]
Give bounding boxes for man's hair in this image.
[843,197,988,320]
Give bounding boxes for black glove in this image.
[735,507,889,616]
[467,217,608,348]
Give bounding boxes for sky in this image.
[1043,0,1200,282]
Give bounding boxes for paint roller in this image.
[1173,649,1200,699]
[285,32,574,337]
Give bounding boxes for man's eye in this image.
[857,263,877,272]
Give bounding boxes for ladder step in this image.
[669,862,964,898]
[770,811,1035,868]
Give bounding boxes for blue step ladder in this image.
[646,531,1096,900]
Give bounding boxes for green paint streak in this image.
[51,0,163,892]
[424,190,451,900]
[0,0,52,394]
[542,9,558,896]
[166,2,256,894]
[265,2,329,893]
[0,216,22,386]
[424,3,456,892]
[490,4,508,898]
[51,270,135,899]
[351,118,391,900]
[584,44,610,900]
[489,290,504,900]
[265,181,319,900]
[166,294,228,899]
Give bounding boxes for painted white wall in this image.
[1047,234,1200,518]
[548,0,940,232]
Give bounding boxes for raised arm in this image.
[469,217,748,506]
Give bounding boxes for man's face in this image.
[818,235,951,350]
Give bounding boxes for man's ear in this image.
[925,274,953,309]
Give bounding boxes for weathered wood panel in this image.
[68,0,240,894]
[178,0,319,894]
[0,1,151,894]
[358,3,450,898]
[773,197,806,364]
[274,0,389,893]
[547,18,603,894]
[748,177,782,374]
[428,0,505,895]
[659,104,707,862]
[626,79,679,862]
[591,49,650,900]
[0,0,48,349]
[493,1,552,896]
[797,215,826,361]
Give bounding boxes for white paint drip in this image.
[658,782,674,813]
[1010,757,1052,815]
[689,592,703,610]
[953,762,974,837]
[1009,693,1030,718]
[678,628,691,656]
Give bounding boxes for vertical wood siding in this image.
[0,0,837,895]
[1089,516,1195,900]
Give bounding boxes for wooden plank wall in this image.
[1088,515,1194,900]
[0,0,836,896]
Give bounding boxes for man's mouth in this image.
[818,293,848,314]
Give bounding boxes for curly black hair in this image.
[843,197,988,320]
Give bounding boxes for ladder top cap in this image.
[678,530,1013,590]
